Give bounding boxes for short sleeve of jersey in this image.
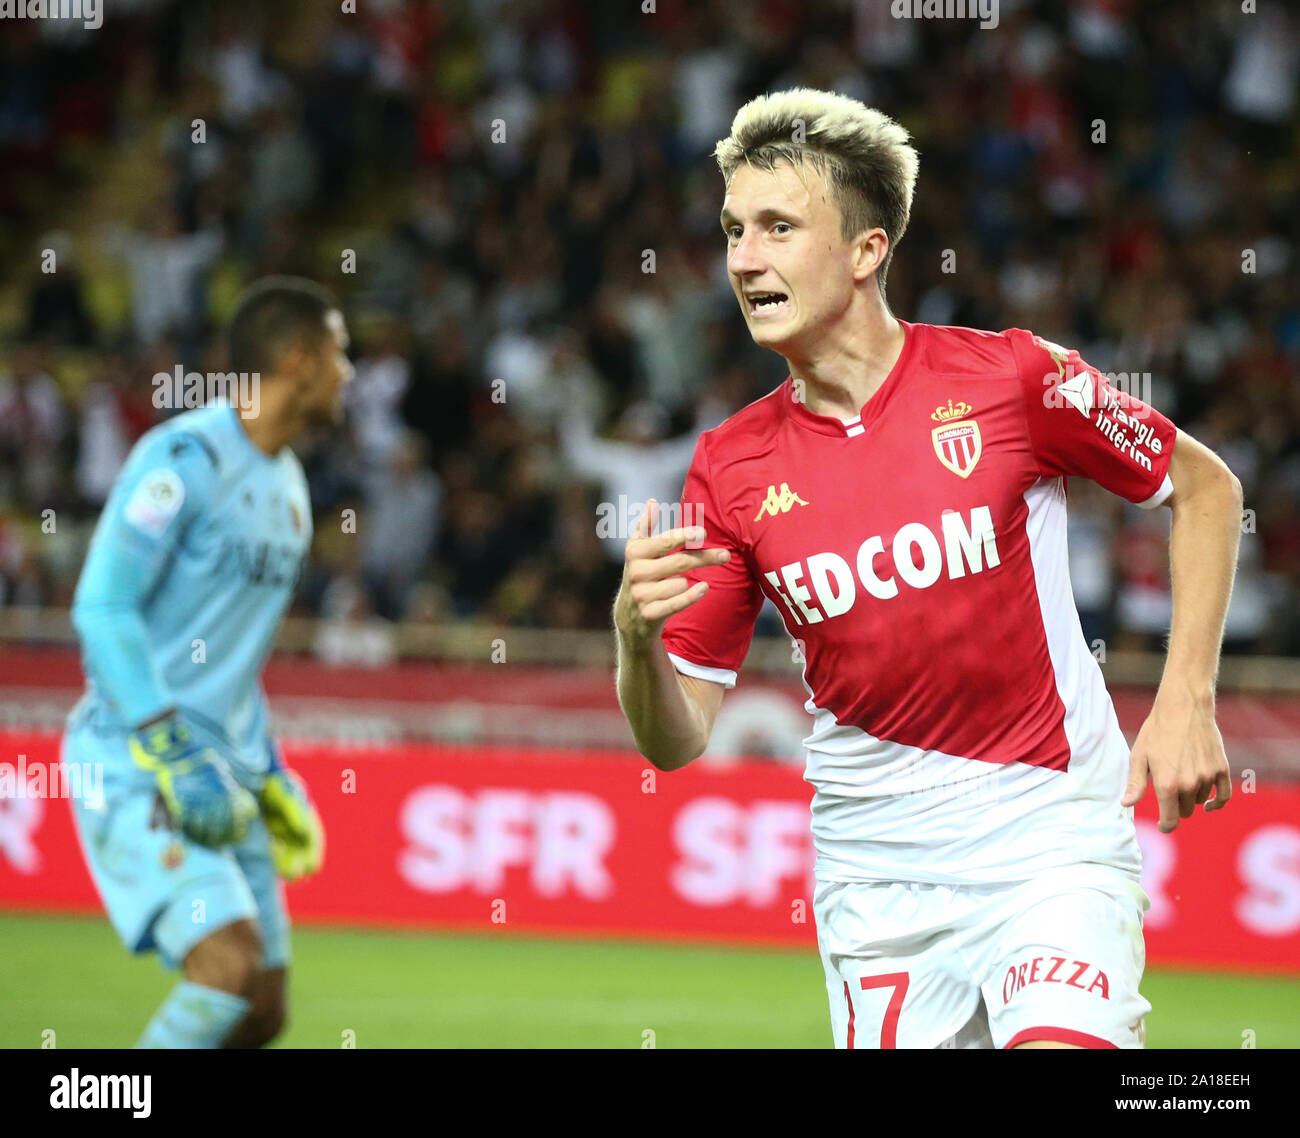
[660,433,763,689]
[1010,328,1176,509]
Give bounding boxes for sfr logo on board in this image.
[398,786,616,898]
[397,786,814,907]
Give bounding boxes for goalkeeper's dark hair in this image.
[227,277,339,377]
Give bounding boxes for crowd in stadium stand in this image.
[0,0,1297,655]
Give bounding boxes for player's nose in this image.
[727,232,765,275]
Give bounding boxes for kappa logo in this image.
[1037,336,1072,375]
[930,399,982,479]
[754,483,809,521]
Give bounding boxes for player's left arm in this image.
[1011,330,1243,833]
[1122,429,1242,832]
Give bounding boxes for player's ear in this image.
[278,338,315,392]
[852,227,888,285]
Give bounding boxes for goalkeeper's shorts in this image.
[63,724,290,971]
[816,862,1151,1049]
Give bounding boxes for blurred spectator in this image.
[75,351,153,507]
[346,316,413,472]
[207,9,287,127]
[438,488,518,617]
[1222,2,1299,139]
[1065,479,1121,649]
[0,0,1294,655]
[23,232,96,347]
[559,398,722,565]
[0,342,68,510]
[361,430,443,621]
[246,101,319,227]
[100,206,223,348]
[1114,506,1174,652]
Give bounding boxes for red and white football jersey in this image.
[662,321,1177,886]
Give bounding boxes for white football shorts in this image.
[816,864,1151,1049]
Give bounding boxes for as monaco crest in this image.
[930,399,981,478]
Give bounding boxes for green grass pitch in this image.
[2,912,1296,1048]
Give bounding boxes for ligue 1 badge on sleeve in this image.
[931,399,982,479]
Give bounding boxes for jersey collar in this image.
[227,403,288,465]
[783,319,918,438]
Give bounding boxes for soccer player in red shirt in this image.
[612,88,1243,1049]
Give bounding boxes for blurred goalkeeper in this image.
[63,277,352,1048]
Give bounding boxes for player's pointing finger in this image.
[635,499,658,540]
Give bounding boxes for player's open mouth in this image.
[748,292,790,319]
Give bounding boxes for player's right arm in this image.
[613,499,731,770]
[614,429,765,769]
[71,431,216,725]
[71,430,256,846]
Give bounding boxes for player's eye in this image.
[773,222,791,235]
[725,226,741,241]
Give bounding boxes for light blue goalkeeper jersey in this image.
[68,404,313,786]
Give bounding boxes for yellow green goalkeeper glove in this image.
[257,768,325,881]
[129,713,258,848]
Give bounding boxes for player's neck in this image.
[786,304,906,421]
[238,387,298,456]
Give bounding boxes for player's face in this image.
[306,309,353,427]
[721,162,857,353]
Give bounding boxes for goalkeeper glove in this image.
[129,714,258,848]
[258,767,325,881]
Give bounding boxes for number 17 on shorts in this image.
[817,874,1152,1049]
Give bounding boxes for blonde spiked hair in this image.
[714,88,919,296]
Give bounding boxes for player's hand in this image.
[1122,694,1231,833]
[257,769,325,882]
[613,498,731,644]
[129,714,258,848]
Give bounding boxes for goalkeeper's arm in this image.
[72,443,254,846]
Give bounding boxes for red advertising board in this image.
[0,731,1297,972]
